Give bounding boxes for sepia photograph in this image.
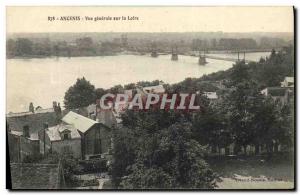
[5,6,295,190]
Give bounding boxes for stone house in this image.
[7,129,39,162]
[61,111,111,160]
[261,76,294,106]
[261,87,293,106]
[6,102,62,162]
[6,103,62,135]
[38,123,81,158]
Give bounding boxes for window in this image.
[63,133,69,140]
[23,125,30,138]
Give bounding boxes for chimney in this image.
[29,102,34,113]
[54,102,62,123]
[53,101,57,110]
[43,123,49,129]
[57,103,62,112]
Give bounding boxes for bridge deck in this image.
[205,55,252,63]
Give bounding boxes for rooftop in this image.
[6,108,54,118]
[284,77,294,83]
[46,123,81,141]
[203,92,218,99]
[62,111,98,133]
[9,130,39,141]
[264,87,287,96]
[142,84,165,94]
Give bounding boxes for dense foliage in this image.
[64,77,96,109]
[112,110,217,189]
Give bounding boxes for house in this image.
[85,104,118,128]
[6,102,62,137]
[62,111,111,160]
[38,123,81,158]
[281,77,294,88]
[7,102,63,162]
[261,87,293,105]
[142,84,165,94]
[203,92,218,100]
[7,128,39,162]
[9,163,64,189]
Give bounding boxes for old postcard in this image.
[6,6,295,190]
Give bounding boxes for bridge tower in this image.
[237,51,246,63]
[171,46,178,61]
[150,42,158,58]
[198,51,207,65]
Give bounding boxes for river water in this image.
[7,52,270,112]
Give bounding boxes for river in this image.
[7,52,270,112]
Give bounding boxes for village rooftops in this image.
[10,163,63,189]
[46,123,81,141]
[62,111,99,133]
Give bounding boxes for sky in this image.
[7,6,294,33]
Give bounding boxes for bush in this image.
[79,158,108,173]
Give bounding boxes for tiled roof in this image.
[62,111,98,133]
[10,163,61,189]
[46,124,81,141]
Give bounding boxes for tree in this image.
[111,127,136,188]
[225,80,262,154]
[124,83,136,90]
[118,122,217,189]
[108,85,124,94]
[64,77,96,109]
[76,37,93,50]
[15,38,33,56]
[252,97,282,154]
[95,88,106,100]
[7,39,16,57]
[229,61,250,86]
[39,153,82,187]
[192,104,228,154]
[112,108,217,189]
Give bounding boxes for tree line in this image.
[7,35,292,58]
